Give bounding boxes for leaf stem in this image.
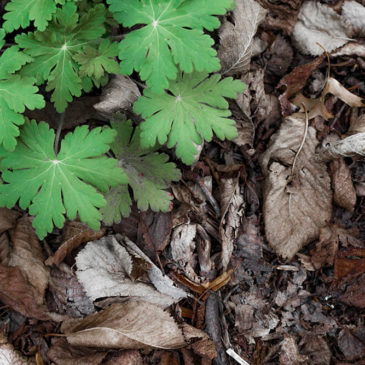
[54,112,65,154]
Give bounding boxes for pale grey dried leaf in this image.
[117,234,187,301]
[342,1,365,37]
[170,224,197,282]
[9,217,49,305]
[76,236,180,308]
[62,301,186,349]
[218,0,267,75]
[219,177,245,270]
[331,42,365,57]
[324,133,365,158]
[93,75,140,117]
[292,1,353,56]
[260,115,332,259]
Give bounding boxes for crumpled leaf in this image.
[0,263,49,320]
[280,336,308,364]
[293,77,365,121]
[93,75,141,118]
[219,176,245,270]
[292,1,365,56]
[9,217,49,305]
[101,120,181,224]
[322,133,365,158]
[218,0,267,75]
[330,158,356,212]
[62,301,186,349]
[76,235,186,307]
[338,328,365,361]
[47,338,107,365]
[260,114,332,259]
[48,267,95,317]
[256,0,302,34]
[46,221,105,266]
[277,54,325,117]
[0,332,35,365]
[170,224,197,282]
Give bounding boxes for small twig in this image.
[54,112,65,154]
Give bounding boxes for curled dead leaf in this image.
[260,115,332,259]
[9,217,49,305]
[218,0,267,75]
[330,158,357,212]
[293,77,365,121]
[278,55,325,117]
[62,301,188,350]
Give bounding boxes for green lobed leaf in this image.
[134,72,245,164]
[0,119,127,238]
[0,45,44,151]
[74,39,121,87]
[107,0,233,94]
[16,2,107,112]
[101,119,181,225]
[3,0,57,32]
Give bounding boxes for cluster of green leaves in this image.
[0,0,245,238]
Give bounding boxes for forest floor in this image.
[0,0,364,364]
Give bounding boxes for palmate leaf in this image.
[0,119,127,238]
[16,2,115,112]
[0,45,44,151]
[134,72,245,164]
[107,0,234,94]
[3,0,57,32]
[101,119,181,224]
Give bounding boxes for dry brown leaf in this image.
[330,158,357,212]
[292,1,364,56]
[93,75,141,118]
[348,113,365,135]
[76,235,185,307]
[219,177,245,270]
[278,54,325,117]
[182,324,217,360]
[0,332,35,364]
[103,351,143,365]
[331,42,365,58]
[280,336,308,364]
[299,335,331,365]
[257,0,302,35]
[260,115,332,259]
[45,222,105,266]
[9,217,49,305]
[62,301,187,349]
[170,224,197,282]
[47,338,107,365]
[338,328,365,361]
[293,77,365,120]
[0,208,20,233]
[0,263,49,320]
[323,133,365,158]
[48,268,94,317]
[218,0,267,75]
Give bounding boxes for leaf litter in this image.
[3,0,365,364]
